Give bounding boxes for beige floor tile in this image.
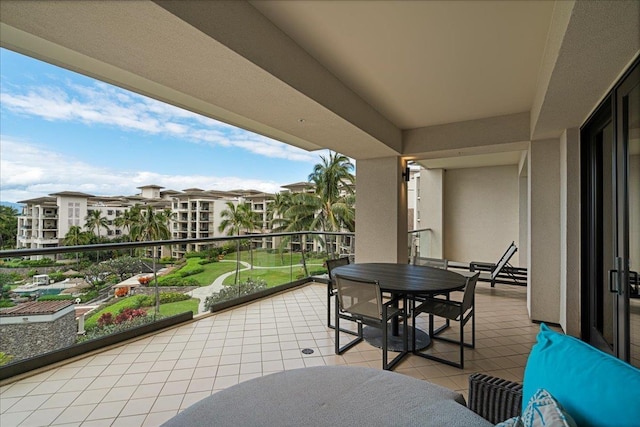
[19,407,65,426]
[119,397,156,417]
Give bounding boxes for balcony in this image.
[0,275,539,426]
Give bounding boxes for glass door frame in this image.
[581,57,639,361]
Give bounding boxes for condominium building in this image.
[15,183,349,259]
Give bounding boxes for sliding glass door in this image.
[582,59,639,367]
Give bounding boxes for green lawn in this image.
[187,261,237,285]
[227,249,327,268]
[157,298,199,316]
[222,266,305,287]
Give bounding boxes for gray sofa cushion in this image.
[162,366,492,427]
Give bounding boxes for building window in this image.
[107,210,114,216]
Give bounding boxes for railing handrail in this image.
[0,230,354,258]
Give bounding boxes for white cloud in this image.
[0,138,286,202]
[0,79,318,162]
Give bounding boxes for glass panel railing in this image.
[0,231,354,377]
[408,228,432,263]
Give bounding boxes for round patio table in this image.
[331,262,467,351]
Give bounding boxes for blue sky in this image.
[0,48,327,203]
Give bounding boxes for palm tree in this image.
[307,151,355,256]
[84,209,110,238]
[62,225,89,264]
[218,201,252,284]
[271,192,319,274]
[114,205,142,240]
[130,206,172,242]
[240,204,262,272]
[129,206,173,315]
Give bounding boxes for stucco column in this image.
[560,128,581,336]
[355,157,408,263]
[419,168,444,258]
[528,139,561,324]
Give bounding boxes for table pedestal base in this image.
[363,325,431,352]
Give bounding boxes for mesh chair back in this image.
[334,275,382,320]
[413,256,448,269]
[461,272,480,312]
[326,257,350,281]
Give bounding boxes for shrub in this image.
[97,312,114,327]
[48,272,66,283]
[204,278,268,310]
[114,287,129,297]
[157,276,199,287]
[78,314,160,343]
[138,292,190,307]
[20,259,56,267]
[79,290,98,302]
[115,308,146,324]
[159,256,175,264]
[184,251,202,259]
[138,276,152,285]
[178,267,204,277]
[198,259,218,265]
[0,299,15,308]
[0,352,14,366]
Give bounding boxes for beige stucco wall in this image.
[528,138,561,324]
[443,165,519,264]
[560,128,581,336]
[355,157,408,263]
[418,169,444,259]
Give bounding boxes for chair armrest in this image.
[468,373,522,424]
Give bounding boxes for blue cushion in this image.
[523,324,640,427]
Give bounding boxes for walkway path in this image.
[187,260,251,313]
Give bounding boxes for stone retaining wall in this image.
[0,311,77,362]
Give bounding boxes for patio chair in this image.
[325,257,358,335]
[411,256,451,330]
[412,272,480,369]
[334,274,408,370]
[469,241,525,287]
[413,256,448,269]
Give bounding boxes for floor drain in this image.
[301,348,314,355]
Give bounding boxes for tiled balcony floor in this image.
[1,282,548,427]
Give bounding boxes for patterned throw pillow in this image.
[495,388,577,427]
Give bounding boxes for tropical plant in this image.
[0,352,14,366]
[114,205,142,239]
[129,206,173,315]
[130,206,172,242]
[84,209,110,238]
[63,225,91,263]
[307,151,355,235]
[0,206,18,249]
[271,152,355,260]
[218,201,254,284]
[204,278,268,309]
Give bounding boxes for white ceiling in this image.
[251,1,555,130]
[1,1,638,167]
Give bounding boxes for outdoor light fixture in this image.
[402,166,410,182]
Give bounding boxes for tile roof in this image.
[0,301,73,316]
